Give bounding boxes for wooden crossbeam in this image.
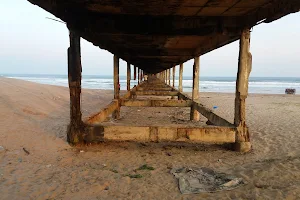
[85,125,236,143]
[121,99,192,107]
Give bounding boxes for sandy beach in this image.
[1,77,300,200]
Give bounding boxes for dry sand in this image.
[1,77,300,200]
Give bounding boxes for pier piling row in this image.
[67,29,252,152]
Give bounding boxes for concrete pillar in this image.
[137,68,140,84]
[172,66,175,87]
[112,55,120,119]
[234,28,252,152]
[179,63,183,92]
[168,69,171,85]
[67,31,84,144]
[190,57,200,121]
[127,62,131,91]
[134,66,137,80]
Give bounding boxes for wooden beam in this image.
[179,63,183,92]
[127,62,131,91]
[121,99,192,107]
[234,28,252,152]
[67,31,84,144]
[112,55,120,119]
[190,57,200,121]
[86,125,235,143]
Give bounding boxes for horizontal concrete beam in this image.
[135,91,179,96]
[194,103,234,127]
[175,90,234,127]
[137,87,173,91]
[121,99,192,107]
[86,100,119,124]
[85,125,236,143]
[86,84,142,124]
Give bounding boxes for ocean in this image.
[1,74,300,94]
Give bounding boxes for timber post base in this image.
[233,142,251,153]
[67,122,85,145]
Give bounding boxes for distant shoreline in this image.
[1,75,299,95]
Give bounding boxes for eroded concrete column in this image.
[179,63,183,92]
[67,31,84,144]
[134,66,137,80]
[190,57,200,121]
[234,28,252,153]
[168,69,171,85]
[137,68,140,84]
[164,70,167,83]
[172,66,176,87]
[112,55,120,119]
[127,62,131,91]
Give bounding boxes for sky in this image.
[0,1,300,77]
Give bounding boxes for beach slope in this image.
[0,77,300,199]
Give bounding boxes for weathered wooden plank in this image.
[121,99,192,107]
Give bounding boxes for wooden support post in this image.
[179,63,183,92]
[141,70,143,81]
[112,55,120,119]
[190,57,200,121]
[137,68,140,84]
[67,31,84,144]
[134,66,137,80]
[234,28,252,152]
[172,66,175,87]
[127,62,131,91]
[168,69,171,85]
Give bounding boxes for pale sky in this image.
[1,1,299,77]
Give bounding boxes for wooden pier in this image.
[27,0,300,152]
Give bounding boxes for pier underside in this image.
[26,0,300,152]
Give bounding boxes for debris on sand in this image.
[171,167,246,194]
